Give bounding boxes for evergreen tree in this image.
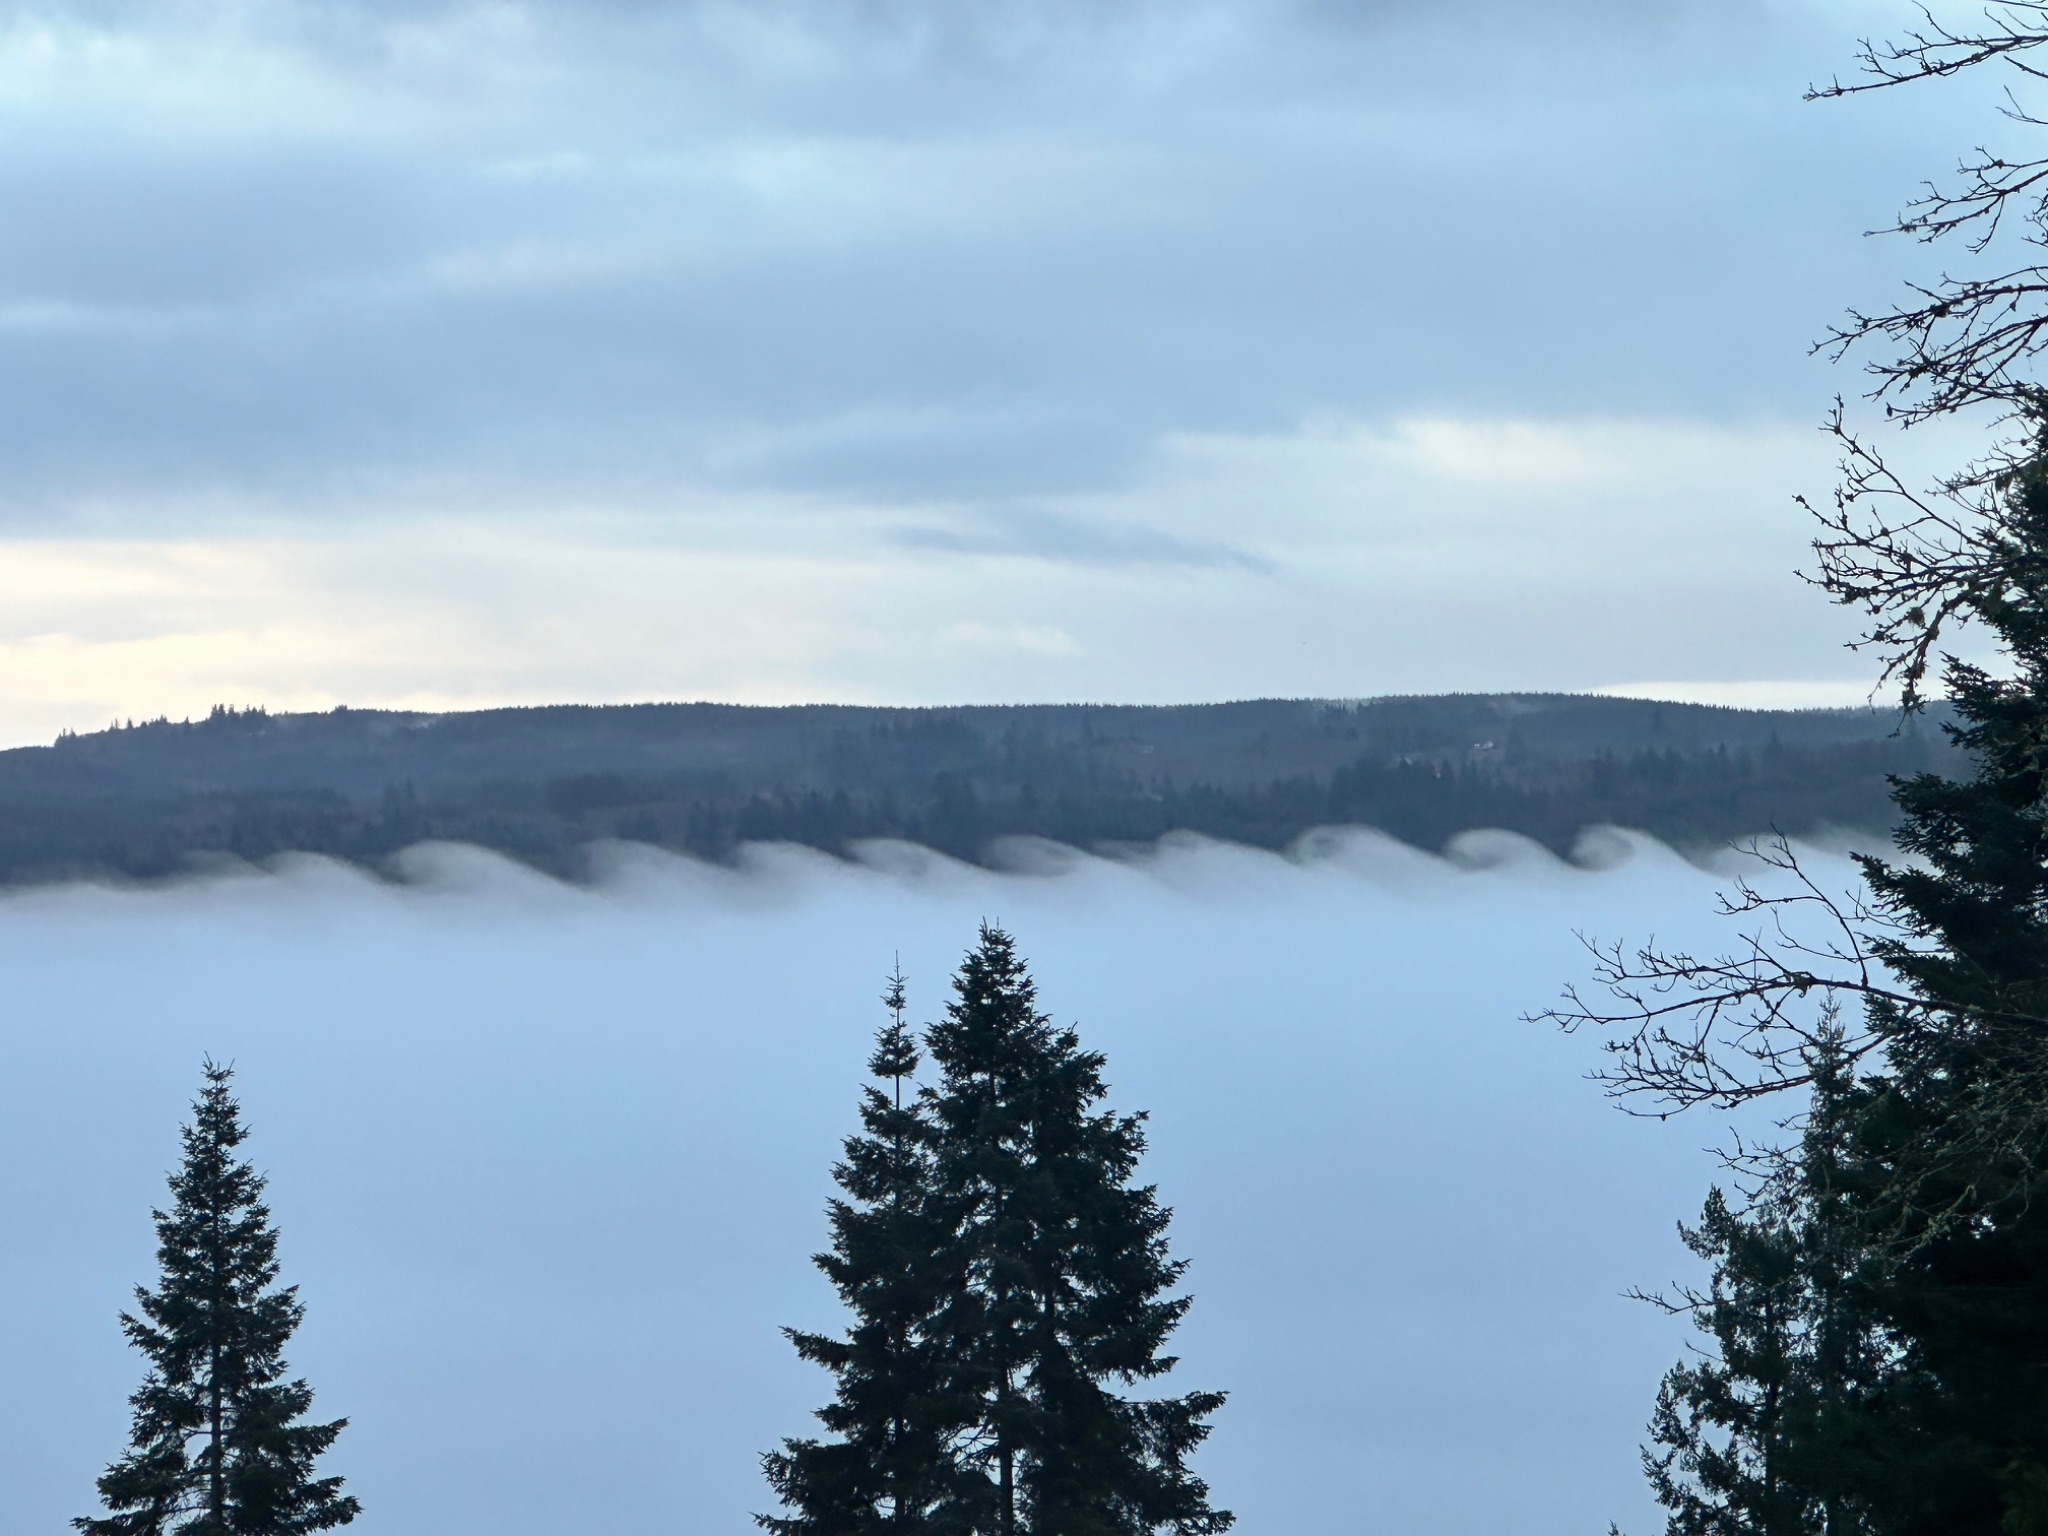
[1646,1189,1811,1536]
[762,965,956,1535]
[1645,1039,1885,1536]
[1828,430,2048,1535]
[77,1062,357,1536]
[920,925,1231,1536]
[1619,430,2048,1536]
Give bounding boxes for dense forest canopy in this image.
[0,694,1955,883]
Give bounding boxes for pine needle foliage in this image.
[1645,1040,1887,1536]
[1634,431,2048,1535]
[762,965,956,1534]
[1837,429,2048,1534]
[77,1062,357,1536]
[920,925,1231,1536]
[763,931,1231,1536]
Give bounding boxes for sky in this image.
[0,0,2004,741]
[0,830,1843,1536]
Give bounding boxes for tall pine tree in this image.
[1830,427,2048,1536]
[920,925,1231,1536]
[762,965,956,1534]
[1646,1188,1811,1536]
[1645,1036,1885,1536]
[78,1061,357,1536]
[1628,426,2048,1536]
[764,933,1232,1536]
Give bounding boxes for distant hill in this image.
[0,694,1960,884]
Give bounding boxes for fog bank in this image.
[0,830,1843,1535]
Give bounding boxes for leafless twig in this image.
[1532,836,1926,1114]
[1799,400,2031,705]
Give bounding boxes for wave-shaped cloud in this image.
[0,829,1859,1534]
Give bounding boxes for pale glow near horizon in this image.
[0,0,1983,721]
[0,413,1885,744]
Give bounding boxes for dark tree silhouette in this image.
[919,926,1231,1536]
[1640,1038,1886,1536]
[764,933,1231,1536]
[1543,351,2048,1536]
[1536,17,2048,1520]
[77,1062,357,1536]
[762,967,957,1536]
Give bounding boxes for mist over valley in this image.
[0,830,1811,1535]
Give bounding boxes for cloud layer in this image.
[0,411,1906,745]
[0,0,1929,510]
[0,0,1986,727]
[0,830,1850,1534]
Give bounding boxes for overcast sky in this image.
[0,0,2000,740]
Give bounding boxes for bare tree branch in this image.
[1808,4,2048,102]
[1530,836,1917,1114]
[1799,400,2030,705]
[1805,6,2048,423]
[1532,5,2048,1260]
[1536,830,2048,1242]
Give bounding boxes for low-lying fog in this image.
[0,829,1864,1535]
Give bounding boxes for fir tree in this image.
[920,925,1231,1536]
[1612,431,2048,1536]
[762,965,956,1535]
[1646,1188,1810,1536]
[1645,1037,1885,1536]
[1832,430,2048,1535]
[78,1062,357,1536]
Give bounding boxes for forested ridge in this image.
[0,693,1951,882]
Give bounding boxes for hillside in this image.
[0,694,1958,883]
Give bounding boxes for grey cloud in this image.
[891,506,1276,570]
[0,0,1939,525]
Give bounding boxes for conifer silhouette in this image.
[78,1062,357,1536]
[922,926,1230,1536]
[765,932,1231,1536]
[763,963,955,1534]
